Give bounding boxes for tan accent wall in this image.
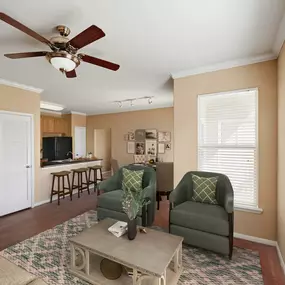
[174,60,277,240]
[0,84,41,202]
[278,45,285,259]
[86,108,174,165]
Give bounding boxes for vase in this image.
[127,218,137,240]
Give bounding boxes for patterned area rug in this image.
[0,211,263,285]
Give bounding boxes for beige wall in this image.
[0,84,41,202]
[87,108,174,165]
[174,60,277,240]
[278,44,285,260]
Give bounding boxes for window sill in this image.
[234,206,263,214]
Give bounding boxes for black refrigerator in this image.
[43,137,72,161]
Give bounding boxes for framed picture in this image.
[128,132,135,141]
[127,141,135,154]
[124,134,129,141]
[135,129,146,141]
[135,142,145,155]
[165,143,171,151]
[145,140,157,156]
[145,129,157,140]
[158,131,171,142]
[158,143,165,154]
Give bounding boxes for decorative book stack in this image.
[108,221,128,238]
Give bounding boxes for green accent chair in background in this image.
[169,171,234,258]
[97,165,156,226]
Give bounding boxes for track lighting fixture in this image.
[114,96,154,108]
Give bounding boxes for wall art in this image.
[135,142,145,155]
[145,140,157,156]
[145,129,157,140]
[135,129,146,141]
[127,141,135,154]
[158,131,171,142]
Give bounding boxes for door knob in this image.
[25,165,31,168]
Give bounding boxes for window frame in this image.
[197,88,262,213]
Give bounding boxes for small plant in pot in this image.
[122,188,150,240]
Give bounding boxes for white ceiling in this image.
[0,0,284,114]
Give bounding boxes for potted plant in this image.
[122,188,150,240]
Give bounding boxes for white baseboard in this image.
[277,243,285,274]
[232,233,285,275]
[234,232,277,246]
[33,185,95,208]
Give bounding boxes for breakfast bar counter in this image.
[38,159,102,205]
[41,158,102,168]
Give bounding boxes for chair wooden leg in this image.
[99,168,103,181]
[85,171,90,194]
[67,174,72,201]
[157,192,160,210]
[88,168,92,191]
[229,213,234,260]
[93,169,96,192]
[57,177,60,206]
[76,173,79,198]
[62,176,65,199]
[50,175,55,203]
[169,203,173,233]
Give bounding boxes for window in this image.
[198,89,258,210]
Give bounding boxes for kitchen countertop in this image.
[41,158,102,168]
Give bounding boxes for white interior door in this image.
[94,129,111,171]
[74,126,86,157]
[0,112,33,216]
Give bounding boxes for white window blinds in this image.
[198,89,258,209]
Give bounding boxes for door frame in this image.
[0,110,35,208]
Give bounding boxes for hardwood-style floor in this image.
[0,191,284,285]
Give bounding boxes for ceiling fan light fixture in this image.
[46,52,80,72]
[50,57,76,72]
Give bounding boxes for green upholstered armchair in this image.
[169,171,234,258]
[97,165,156,226]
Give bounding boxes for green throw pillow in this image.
[192,174,218,204]
[122,168,144,192]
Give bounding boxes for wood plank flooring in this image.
[0,191,284,284]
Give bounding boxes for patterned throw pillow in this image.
[192,174,218,204]
[122,168,144,192]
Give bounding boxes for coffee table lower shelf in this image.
[69,251,182,285]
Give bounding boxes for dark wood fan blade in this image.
[65,69,77,78]
[80,54,120,71]
[0,13,51,45]
[68,25,105,50]
[4,51,47,59]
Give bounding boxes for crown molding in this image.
[273,12,285,56]
[170,53,277,79]
[0,78,43,93]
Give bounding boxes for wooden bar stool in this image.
[50,171,72,205]
[71,168,90,198]
[88,165,103,194]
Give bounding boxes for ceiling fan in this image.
[0,12,120,78]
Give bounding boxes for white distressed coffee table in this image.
[69,218,183,285]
